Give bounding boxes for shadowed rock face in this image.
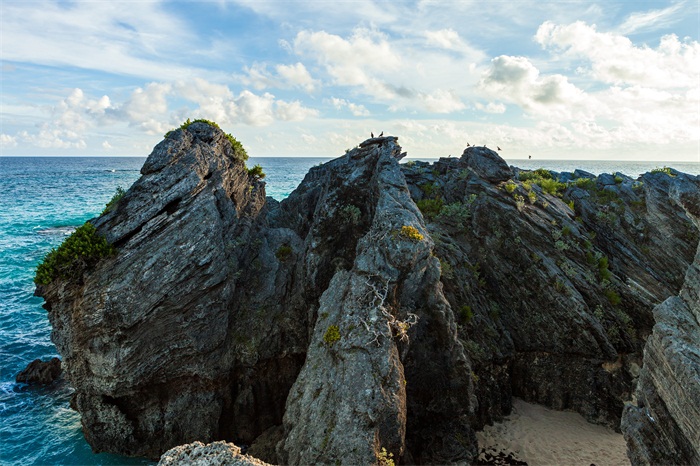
[37,129,699,464]
[16,358,62,384]
[402,150,699,431]
[621,182,700,465]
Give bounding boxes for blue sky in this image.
[1,0,698,160]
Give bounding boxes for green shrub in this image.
[572,177,596,189]
[605,288,621,306]
[651,166,675,177]
[416,198,444,221]
[419,182,439,198]
[34,223,116,285]
[614,175,623,184]
[598,256,612,281]
[102,186,126,214]
[458,305,473,324]
[323,325,341,345]
[436,201,473,229]
[504,181,517,193]
[527,190,537,204]
[247,164,265,180]
[276,245,293,261]
[538,178,566,196]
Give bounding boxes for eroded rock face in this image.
[39,129,700,464]
[39,122,266,458]
[402,151,699,430]
[159,441,270,466]
[621,179,700,465]
[16,357,62,384]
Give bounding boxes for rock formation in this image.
[621,177,700,465]
[16,357,62,384]
[159,441,270,466]
[36,123,699,464]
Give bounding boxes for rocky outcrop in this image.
[621,178,700,465]
[38,127,699,464]
[16,357,62,384]
[403,149,698,429]
[159,441,270,466]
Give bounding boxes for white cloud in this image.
[535,21,700,89]
[330,97,370,117]
[240,62,318,93]
[1,134,18,147]
[275,100,320,121]
[479,55,586,117]
[102,140,113,150]
[0,1,215,80]
[617,2,687,35]
[475,102,507,114]
[275,63,318,92]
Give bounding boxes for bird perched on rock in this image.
[371,132,374,138]
[466,142,470,147]
[497,146,501,151]
[379,131,383,137]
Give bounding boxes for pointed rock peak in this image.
[460,145,513,183]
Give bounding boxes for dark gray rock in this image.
[401,154,698,430]
[621,175,700,465]
[460,146,513,183]
[16,357,62,384]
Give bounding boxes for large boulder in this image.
[16,357,62,384]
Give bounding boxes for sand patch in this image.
[476,398,629,466]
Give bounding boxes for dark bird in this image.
[371,132,374,138]
[379,131,383,137]
[466,142,470,147]
[528,155,532,159]
[497,146,501,151]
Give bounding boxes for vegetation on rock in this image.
[165,118,249,161]
[35,223,116,285]
[102,186,126,214]
[248,164,266,180]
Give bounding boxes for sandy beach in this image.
[476,398,630,466]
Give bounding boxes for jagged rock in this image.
[37,125,700,464]
[460,146,513,183]
[16,357,62,384]
[621,176,700,465]
[401,156,698,429]
[159,441,270,466]
[38,121,267,458]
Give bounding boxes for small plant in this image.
[572,177,596,189]
[35,223,116,285]
[102,186,126,214]
[504,180,517,193]
[419,182,439,198]
[339,204,361,225]
[458,305,473,324]
[527,190,537,204]
[399,226,423,241]
[651,166,675,177]
[566,200,575,211]
[605,288,622,306]
[614,175,623,184]
[598,256,612,281]
[276,245,293,261]
[377,447,395,466]
[247,164,265,180]
[405,160,416,167]
[439,258,454,279]
[514,194,525,211]
[416,198,444,221]
[323,325,341,345]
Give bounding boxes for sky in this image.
[1,0,699,160]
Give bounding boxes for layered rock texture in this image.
[37,122,700,464]
[621,180,700,465]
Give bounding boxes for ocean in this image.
[1,155,699,465]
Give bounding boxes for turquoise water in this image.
[0,155,698,465]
